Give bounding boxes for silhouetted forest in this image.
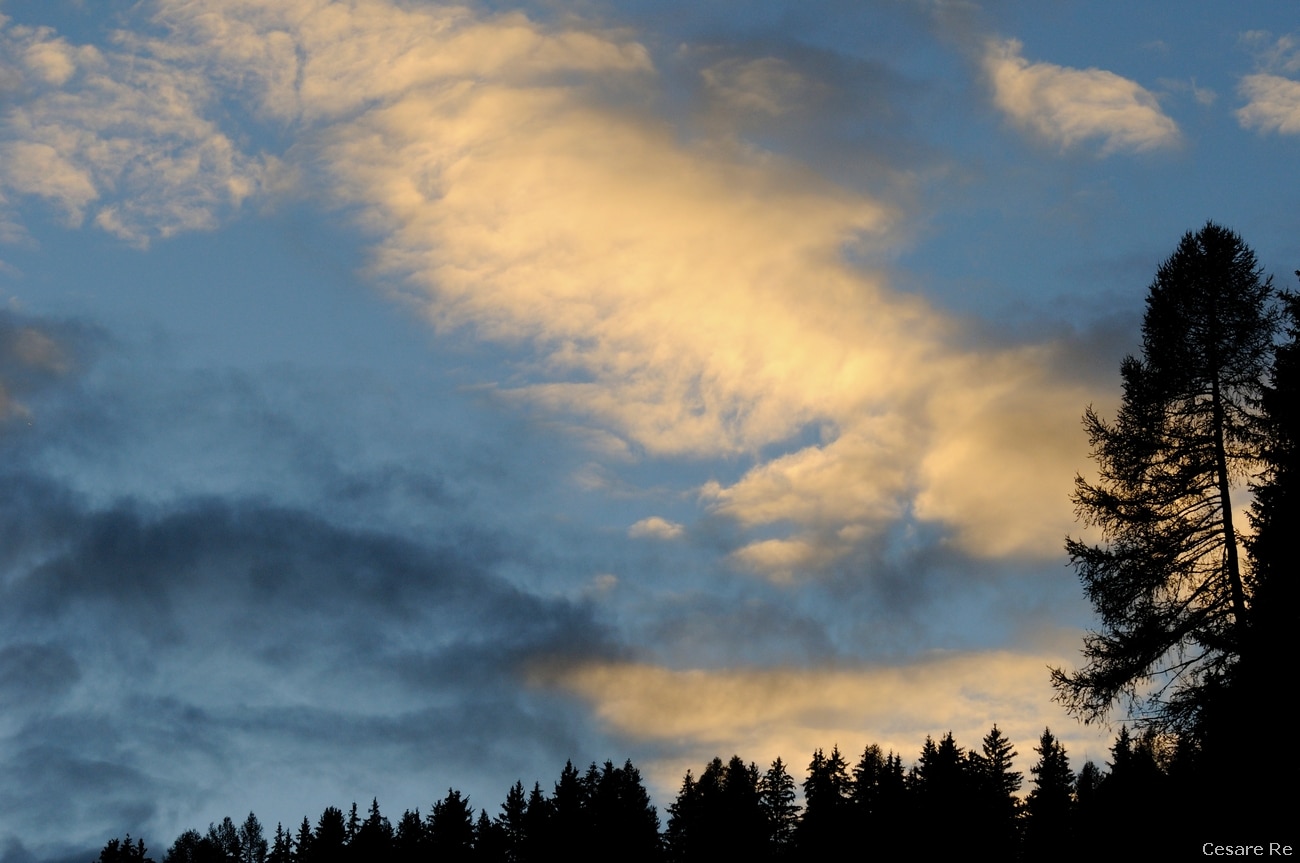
[93,721,1283,862]
[94,226,1296,861]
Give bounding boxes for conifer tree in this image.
[1054,223,1279,732]
[208,817,242,862]
[392,810,425,863]
[344,803,360,846]
[971,726,1020,857]
[311,807,347,863]
[493,781,527,861]
[163,830,222,863]
[758,757,799,857]
[665,769,700,862]
[293,818,313,863]
[351,799,392,860]
[474,809,507,863]
[585,760,660,863]
[237,813,267,863]
[849,745,907,853]
[1023,729,1073,858]
[97,835,155,863]
[550,759,588,847]
[427,790,475,862]
[796,746,851,857]
[267,824,292,863]
[1245,284,1300,689]
[519,782,551,861]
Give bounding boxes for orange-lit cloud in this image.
[1235,33,1300,136]
[3,0,1104,570]
[983,38,1179,154]
[0,18,269,245]
[1238,74,1300,135]
[628,516,684,540]
[536,652,1112,797]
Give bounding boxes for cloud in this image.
[1,2,1099,573]
[1237,74,1300,134]
[120,0,1098,570]
[0,20,270,244]
[702,57,811,116]
[0,470,617,851]
[983,38,1179,154]
[1235,33,1300,136]
[628,516,684,540]
[1240,31,1300,75]
[537,651,1112,799]
[0,310,629,854]
[0,312,90,424]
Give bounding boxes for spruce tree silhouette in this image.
[758,756,799,858]
[969,726,1020,859]
[392,809,426,863]
[795,746,851,857]
[310,806,347,863]
[427,789,475,862]
[97,836,155,863]
[1023,728,1073,859]
[237,812,267,863]
[162,829,223,863]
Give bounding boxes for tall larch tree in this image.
[1054,222,1278,732]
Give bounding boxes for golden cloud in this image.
[535,652,1113,798]
[983,38,1179,154]
[1237,73,1300,135]
[628,517,685,540]
[8,1,1103,567]
[0,19,270,244]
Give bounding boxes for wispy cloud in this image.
[0,19,270,245]
[0,1,1100,572]
[983,38,1179,154]
[628,516,684,540]
[1237,74,1300,134]
[1237,33,1300,135]
[702,56,811,117]
[121,0,1095,572]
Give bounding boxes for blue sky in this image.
[1,1,1297,858]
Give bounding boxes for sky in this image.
[0,0,1297,858]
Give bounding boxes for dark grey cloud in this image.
[0,470,621,851]
[0,311,101,418]
[0,311,629,859]
[0,644,80,704]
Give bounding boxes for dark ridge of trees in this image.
[99,717,1295,863]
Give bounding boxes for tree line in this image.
[95,722,1211,863]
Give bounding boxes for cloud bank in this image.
[541,652,1111,796]
[94,0,1096,575]
[0,311,623,854]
